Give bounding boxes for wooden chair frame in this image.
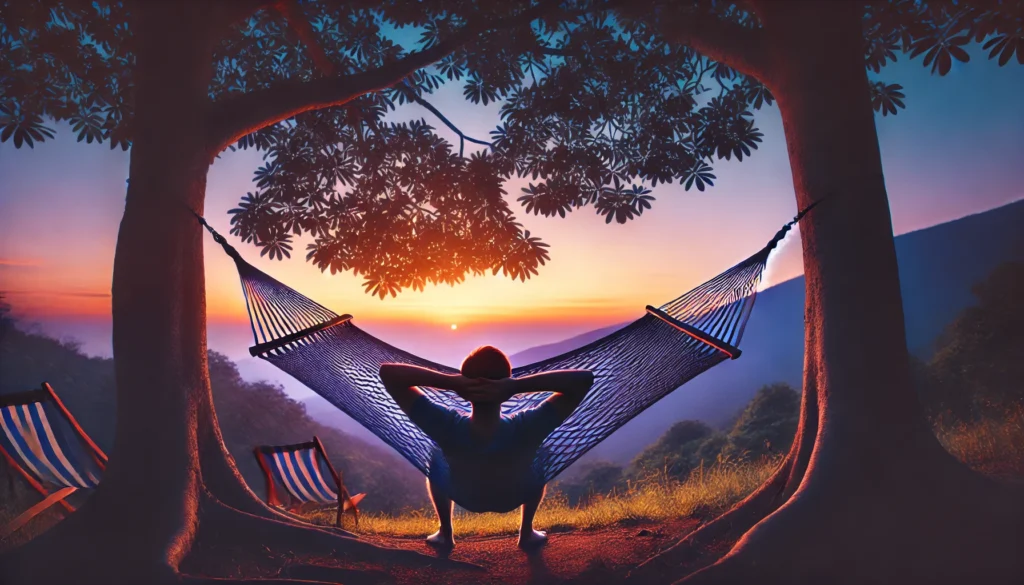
[0,382,107,539]
[253,435,362,527]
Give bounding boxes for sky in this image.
[2,45,1023,376]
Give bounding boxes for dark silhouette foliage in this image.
[630,384,800,481]
[927,261,1024,419]
[4,2,1024,579]
[556,460,625,505]
[4,1,1021,297]
[631,419,722,479]
[726,383,800,457]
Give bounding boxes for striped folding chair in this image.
[254,436,365,527]
[0,382,106,539]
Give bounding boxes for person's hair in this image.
[460,345,512,380]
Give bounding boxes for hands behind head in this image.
[453,375,518,404]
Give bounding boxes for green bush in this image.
[927,261,1024,420]
[556,460,625,505]
[726,383,800,457]
[631,420,727,479]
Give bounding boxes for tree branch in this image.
[273,0,337,76]
[539,45,584,58]
[205,3,558,153]
[634,6,770,81]
[401,84,493,157]
[209,0,273,32]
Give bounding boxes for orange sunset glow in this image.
[2,50,1023,368]
[5,4,1024,583]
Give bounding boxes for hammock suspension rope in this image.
[193,199,822,483]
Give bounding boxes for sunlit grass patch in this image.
[304,456,781,538]
[935,404,1024,477]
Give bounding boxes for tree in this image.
[1,2,569,583]
[928,262,1024,419]
[621,3,1024,583]
[726,383,800,458]
[631,420,724,480]
[3,0,1023,583]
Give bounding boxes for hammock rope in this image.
[195,205,813,482]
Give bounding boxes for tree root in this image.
[1,488,479,585]
[677,456,1024,585]
[198,446,365,539]
[280,564,393,585]
[183,577,336,585]
[625,458,791,584]
[628,377,821,585]
[190,493,484,573]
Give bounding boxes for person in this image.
[379,346,594,550]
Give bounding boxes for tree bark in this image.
[659,2,1024,583]
[634,2,1024,583]
[0,5,219,582]
[627,348,819,583]
[0,5,444,583]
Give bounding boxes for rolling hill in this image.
[279,199,1024,469]
[506,198,1024,464]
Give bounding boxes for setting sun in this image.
[450,324,458,331]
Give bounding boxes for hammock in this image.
[198,209,808,484]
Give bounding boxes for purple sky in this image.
[2,46,1022,397]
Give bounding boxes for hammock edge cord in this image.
[197,211,805,482]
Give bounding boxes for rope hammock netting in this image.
[197,204,816,484]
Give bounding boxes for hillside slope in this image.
[0,321,427,512]
[511,199,1024,464]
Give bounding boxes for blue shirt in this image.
[409,395,564,512]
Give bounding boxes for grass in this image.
[304,456,780,537]
[934,404,1024,478]
[3,407,1021,547]
[304,407,1024,538]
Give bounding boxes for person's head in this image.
[461,345,511,380]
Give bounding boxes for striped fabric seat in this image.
[0,383,107,539]
[254,437,364,527]
[262,445,338,504]
[0,400,102,489]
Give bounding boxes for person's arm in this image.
[499,370,595,418]
[378,363,471,414]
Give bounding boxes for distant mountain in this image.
[302,393,390,447]
[510,323,628,367]
[510,199,1024,465]
[232,357,420,474]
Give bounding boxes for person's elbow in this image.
[576,370,595,395]
[378,363,400,387]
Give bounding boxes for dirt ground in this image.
[270,518,712,585]
[5,483,719,585]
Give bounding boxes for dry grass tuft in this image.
[934,404,1024,478]
[305,406,1024,538]
[304,456,780,537]
[4,408,1021,547]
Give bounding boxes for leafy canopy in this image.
[3,0,1022,297]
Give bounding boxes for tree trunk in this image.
[662,3,1024,583]
[627,353,819,582]
[0,5,221,582]
[1,4,297,581]
[0,5,477,583]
